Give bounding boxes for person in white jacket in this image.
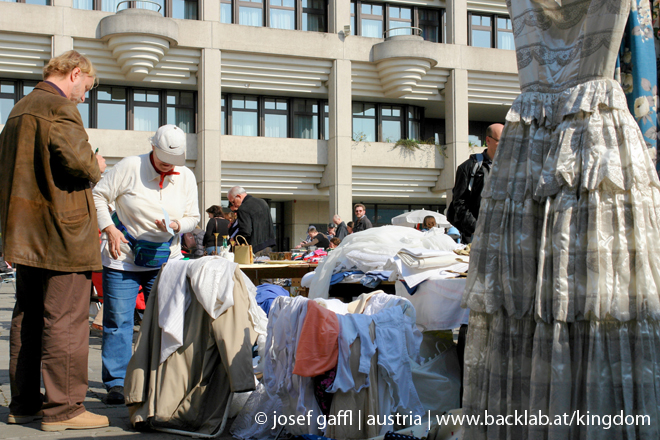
[92,124,200,405]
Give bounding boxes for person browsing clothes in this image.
[92,124,200,405]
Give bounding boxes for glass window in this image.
[25,0,50,4]
[239,0,263,26]
[72,0,93,9]
[302,0,326,32]
[497,16,514,50]
[0,98,14,125]
[264,98,288,138]
[374,204,407,226]
[350,2,355,36]
[471,14,492,48]
[102,0,127,12]
[78,91,90,129]
[293,99,318,139]
[167,91,195,133]
[231,95,258,136]
[387,6,411,36]
[324,102,329,140]
[270,0,294,29]
[133,89,160,132]
[221,0,232,23]
[221,95,226,135]
[172,0,198,19]
[97,86,126,130]
[137,0,164,15]
[408,107,421,140]
[360,3,383,38]
[22,82,36,97]
[419,8,440,43]
[381,105,402,142]
[352,102,376,142]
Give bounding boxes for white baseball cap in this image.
[151,124,186,166]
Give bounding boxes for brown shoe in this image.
[8,410,43,424]
[41,411,109,432]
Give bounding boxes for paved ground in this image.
[0,277,234,439]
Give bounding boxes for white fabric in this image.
[397,248,463,269]
[391,210,452,228]
[187,256,236,319]
[309,226,460,299]
[385,256,469,288]
[93,153,200,267]
[241,272,268,336]
[395,278,470,331]
[301,270,315,288]
[157,259,192,363]
[313,298,349,315]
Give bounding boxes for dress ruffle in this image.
[464,79,660,323]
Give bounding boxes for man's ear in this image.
[70,67,82,81]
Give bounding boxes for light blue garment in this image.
[328,313,377,394]
[618,0,658,172]
[361,270,392,288]
[101,267,159,389]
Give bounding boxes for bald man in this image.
[448,123,503,243]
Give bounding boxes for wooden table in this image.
[238,262,317,285]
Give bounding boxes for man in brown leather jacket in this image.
[0,51,110,431]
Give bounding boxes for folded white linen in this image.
[158,259,193,363]
[397,248,466,270]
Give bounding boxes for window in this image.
[418,8,440,43]
[497,16,514,49]
[469,12,514,50]
[381,105,402,142]
[239,0,264,26]
[133,89,160,132]
[353,102,424,143]
[388,6,411,37]
[221,95,226,134]
[352,102,376,142]
[97,86,126,130]
[323,103,329,140]
[231,95,258,136]
[0,81,16,125]
[293,99,319,139]
[166,91,195,132]
[74,0,198,19]
[270,0,295,29]
[408,107,421,140]
[470,14,491,48]
[350,1,444,42]
[360,3,383,38]
[4,0,51,4]
[352,203,445,227]
[263,98,288,137]
[221,0,232,22]
[302,0,326,32]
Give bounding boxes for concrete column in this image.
[201,0,220,22]
[328,0,350,35]
[322,58,353,223]
[436,68,469,192]
[197,48,223,220]
[52,35,73,57]
[446,0,468,46]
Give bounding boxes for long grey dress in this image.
[462,0,660,439]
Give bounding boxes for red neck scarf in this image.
[150,153,180,189]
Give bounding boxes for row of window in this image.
[220,94,424,142]
[2,0,512,50]
[0,80,196,132]
[360,204,446,227]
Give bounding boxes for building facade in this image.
[0,0,519,249]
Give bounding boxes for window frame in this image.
[350,1,444,42]
[72,0,199,19]
[352,101,424,143]
[225,0,327,32]
[262,97,289,138]
[468,12,514,49]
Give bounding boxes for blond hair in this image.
[43,50,97,86]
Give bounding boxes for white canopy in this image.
[391,210,451,228]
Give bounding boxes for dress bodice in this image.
[509,0,629,93]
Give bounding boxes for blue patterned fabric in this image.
[618,0,658,171]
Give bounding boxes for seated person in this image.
[421,215,437,231]
[328,237,341,249]
[295,227,330,249]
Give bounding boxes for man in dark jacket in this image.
[0,51,109,431]
[332,214,349,240]
[227,186,276,256]
[353,204,373,232]
[450,123,503,243]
